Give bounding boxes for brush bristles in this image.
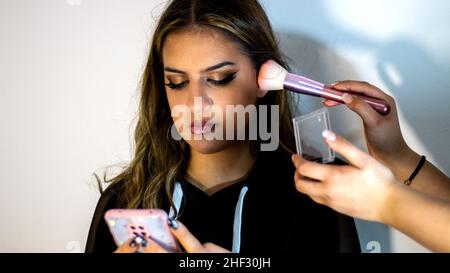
[257,60,288,91]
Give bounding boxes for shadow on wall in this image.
[376,40,450,172]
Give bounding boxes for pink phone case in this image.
[104,209,178,252]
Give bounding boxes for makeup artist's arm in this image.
[323,81,450,201]
[291,131,450,252]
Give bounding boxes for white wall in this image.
[0,0,448,252]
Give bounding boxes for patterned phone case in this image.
[104,209,178,252]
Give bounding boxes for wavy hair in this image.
[103,0,296,215]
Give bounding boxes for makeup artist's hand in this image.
[292,130,450,252]
[322,81,419,179]
[114,220,230,253]
[323,81,450,201]
[291,130,398,222]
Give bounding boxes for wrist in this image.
[384,147,421,182]
[378,181,403,225]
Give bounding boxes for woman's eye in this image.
[208,72,237,86]
[165,81,188,90]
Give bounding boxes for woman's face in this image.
[162,26,260,154]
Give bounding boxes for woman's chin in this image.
[186,138,230,154]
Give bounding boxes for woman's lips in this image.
[191,119,216,135]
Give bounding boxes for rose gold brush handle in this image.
[282,73,391,116]
[322,86,391,116]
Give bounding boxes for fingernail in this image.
[141,239,148,248]
[168,218,178,230]
[129,239,137,248]
[322,130,336,142]
[331,81,340,86]
[134,236,144,245]
[342,93,353,104]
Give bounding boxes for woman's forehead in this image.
[162,27,246,71]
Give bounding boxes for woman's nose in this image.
[186,83,213,112]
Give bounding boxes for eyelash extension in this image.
[165,72,238,90]
[208,72,237,86]
[165,81,188,90]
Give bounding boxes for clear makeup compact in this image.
[293,107,335,163]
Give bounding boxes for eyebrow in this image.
[164,61,237,74]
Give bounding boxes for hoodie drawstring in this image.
[232,185,248,253]
[168,182,248,253]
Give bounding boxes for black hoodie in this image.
[85,148,361,253]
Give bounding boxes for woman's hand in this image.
[323,81,419,177]
[291,130,399,222]
[323,81,450,201]
[114,220,230,253]
[292,130,450,252]
[167,220,230,253]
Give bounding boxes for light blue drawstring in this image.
[232,185,248,253]
[169,182,248,253]
[169,182,183,220]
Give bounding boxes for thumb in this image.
[322,130,370,168]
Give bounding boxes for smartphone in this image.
[104,208,179,252]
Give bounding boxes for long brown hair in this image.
[105,0,296,213]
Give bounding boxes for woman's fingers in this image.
[332,80,391,101]
[291,130,373,200]
[168,220,231,253]
[114,238,139,253]
[169,220,205,253]
[342,93,384,127]
[141,236,171,253]
[292,167,327,197]
[203,242,231,253]
[322,130,370,168]
[332,81,395,123]
[114,236,172,253]
[322,99,341,107]
[291,154,337,181]
[114,223,229,253]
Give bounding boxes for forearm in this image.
[389,149,450,201]
[381,184,450,252]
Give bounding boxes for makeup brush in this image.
[258,60,390,115]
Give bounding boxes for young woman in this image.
[85,0,361,253]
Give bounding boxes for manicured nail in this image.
[168,218,178,230]
[322,130,336,142]
[342,93,353,104]
[135,236,143,243]
[140,239,148,248]
[129,239,137,248]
